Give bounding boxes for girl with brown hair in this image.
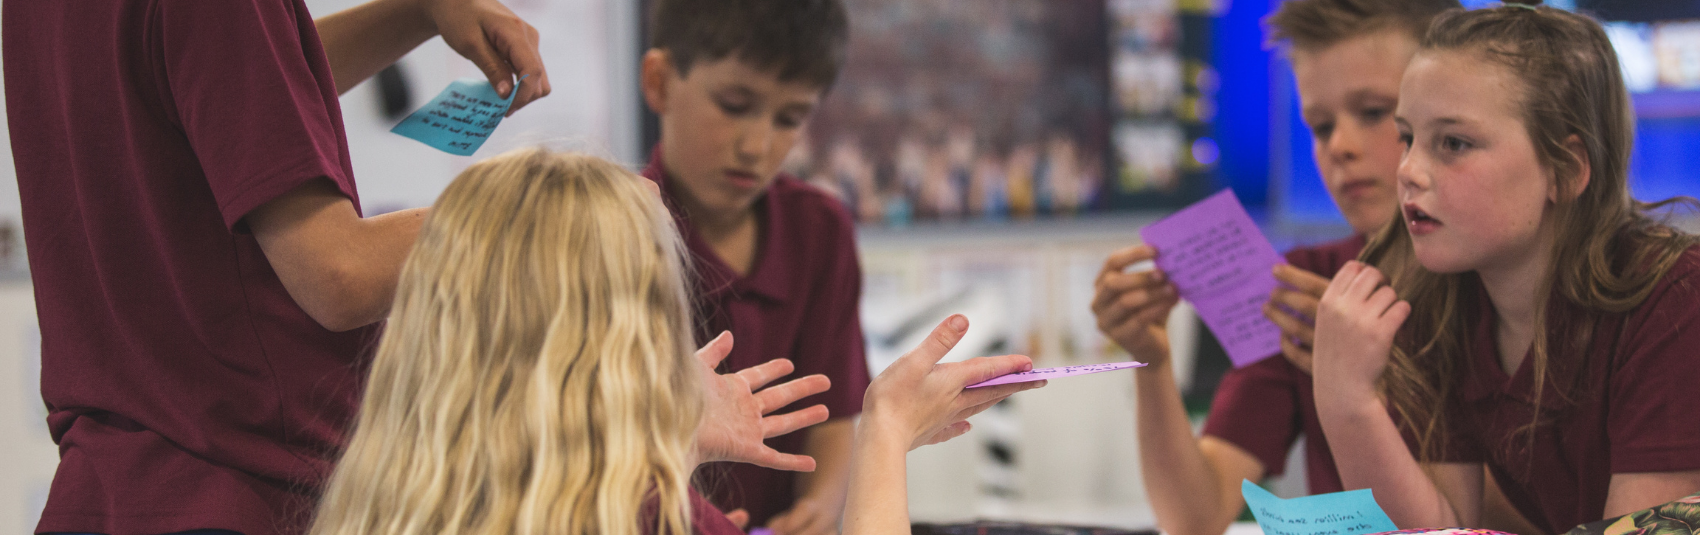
[1312,3,1700,533]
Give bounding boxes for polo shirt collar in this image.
[1458,289,1572,409]
[642,146,792,304]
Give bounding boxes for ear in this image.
[641,49,674,115]
[1549,134,1591,202]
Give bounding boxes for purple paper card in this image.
[967,361,1147,388]
[749,529,774,535]
[1139,189,1285,367]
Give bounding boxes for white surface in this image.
[0,283,53,533]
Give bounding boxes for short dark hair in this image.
[649,0,850,91]
[1265,0,1460,51]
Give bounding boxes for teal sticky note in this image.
[390,76,525,156]
[1242,479,1398,535]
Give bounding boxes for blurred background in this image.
[0,0,1697,531]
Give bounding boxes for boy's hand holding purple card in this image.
[1139,189,1286,367]
[967,361,1147,388]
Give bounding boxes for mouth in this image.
[1338,178,1382,197]
[1403,202,1441,233]
[723,169,761,189]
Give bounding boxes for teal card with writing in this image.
[390,76,524,156]
[1242,479,1398,535]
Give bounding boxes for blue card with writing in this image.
[1242,480,1398,535]
[390,76,525,156]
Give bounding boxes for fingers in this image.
[1345,263,1388,300]
[735,356,795,391]
[908,315,968,367]
[694,331,734,368]
[753,374,830,414]
[751,449,817,473]
[1325,260,1364,300]
[1385,300,1413,325]
[954,380,1042,420]
[724,509,750,530]
[1268,284,1320,322]
[1278,335,1314,374]
[953,353,1034,386]
[761,404,830,439]
[484,16,550,113]
[1262,299,1316,344]
[1097,244,1157,281]
[923,421,973,446]
[772,508,829,535]
[1273,264,1331,297]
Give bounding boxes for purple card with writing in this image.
[1139,189,1284,367]
[967,361,1147,389]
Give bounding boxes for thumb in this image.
[723,508,749,530]
[694,331,734,369]
[446,32,516,98]
[907,315,968,367]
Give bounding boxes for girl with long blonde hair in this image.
[309,148,1041,535]
[1311,4,1700,534]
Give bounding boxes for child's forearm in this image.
[793,418,855,519]
[1135,361,1257,535]
[1316,390,1472,528]
[844,420,913,535]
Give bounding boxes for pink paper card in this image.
[967,361,1147,388]
[1139,189,1285,367]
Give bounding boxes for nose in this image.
[1396,147,1428,196]
[734,119,773,166]
[1326,120,1362,164]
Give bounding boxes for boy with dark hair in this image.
[639,1,864,533]
[1087,2,1536,535]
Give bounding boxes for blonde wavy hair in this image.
[310,148,702,535]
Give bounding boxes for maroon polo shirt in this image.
[643,148,871,526]
[5,1,372,534]
[1201,234,1366,494]
[1433,244,1700,534]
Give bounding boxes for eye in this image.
[1359,108,1389,123]
[1397,130,1413,149]
[1439,135,1471,153]
[1310,122,1335,142]
[716,98,753,116]
[775,112,804,129]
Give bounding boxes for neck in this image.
[667,183,755,240]
[1479,228,1557,327]
[1477,229,1556,371]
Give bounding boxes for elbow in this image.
[295,261,385,332]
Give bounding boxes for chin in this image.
[1411,243,1473,275]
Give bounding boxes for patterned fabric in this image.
[1565,492,1700,535]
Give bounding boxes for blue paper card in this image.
[1242,480,1398,535]
[390,76,524,156]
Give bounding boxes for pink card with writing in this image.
[1139,189,1286,367]
[967,361,1147,388]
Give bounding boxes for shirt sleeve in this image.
[157,0,356,230]
[1608,252,1700,474]
[787,200,871,420]
[1201,356,1304,475]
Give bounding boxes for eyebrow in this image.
[1345,89,1397,107]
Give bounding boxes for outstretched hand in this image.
[423,0,552,113]
[861,315,1045,451]
[693,332,832,472]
